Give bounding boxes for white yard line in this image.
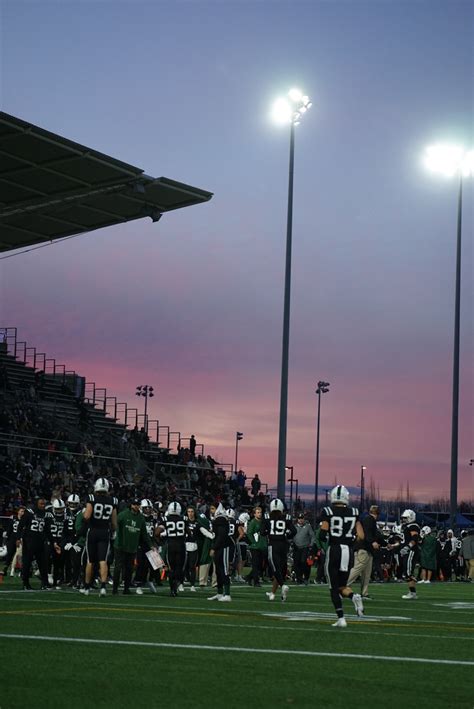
[0,632,472,666]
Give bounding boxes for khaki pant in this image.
[467,558,474,580]
[198,563,217,587]
[347,549,373,596]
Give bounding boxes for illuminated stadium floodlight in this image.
[424,143,473,527]
[272,87,312,498]
[271,89,312,126]
[424,144,474,178]
[135,384,154,435]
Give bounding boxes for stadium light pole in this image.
[313,381,330,525]
[272,88,312,499]
[286,465,295,513]
[360,465,367,511]
[424,145,473,528]
[136,385,154,434]
[235,431,243,473]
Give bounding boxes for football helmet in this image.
[330,485,350,505]
[420,525,431,538]
[52,498,66,516]
[94,477,109,493]
[67,494,80,511]
[140,499,153,516]
[401,509,416,525]
[226,508,236,519]
[166,501,182,517]
[270,498,284,513]
[238,512,250,525]
[213,502,226,518]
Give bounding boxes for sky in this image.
[0,0,473,503]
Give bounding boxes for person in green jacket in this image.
[246,506,267,587]
[419,526,437,583]
[112,499,151,596]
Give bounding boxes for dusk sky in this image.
[1,0,472,502]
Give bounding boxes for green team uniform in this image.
[197,512,213,564]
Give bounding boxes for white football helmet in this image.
[330,485,350,505]
[67,494,80,510]
[401,509,416,525]
[52,498,66,516]
[213,502,226,518]
[238,512,250,525]
[94,477,109,493]
[226,508,235,519]
[270,498,284,513]
[420,525,431,538]
[140,499,153,516]
[166,501,182,517]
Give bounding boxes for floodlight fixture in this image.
[424,144,474,178]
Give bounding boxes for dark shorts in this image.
[325,544,355,589]
[86,528,110,564]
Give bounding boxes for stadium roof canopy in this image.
[0,112,213,254]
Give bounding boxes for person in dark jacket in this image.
[347,505,381,598]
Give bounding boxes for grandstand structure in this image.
[0,112,219,499]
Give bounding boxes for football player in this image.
[81,478,118,597]
[319,485,365,627]
[208,503,232,602]
[388,509,420,599]
[234,512,250,583]
[18,498,53,590]
[1,505,25,578]
[184,506,200,591]
[49,498,66,588]
[62,494,82,588]
[134,499,161,593]
[262,498,296,602]
[159,501,186,597]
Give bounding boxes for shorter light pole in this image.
[314,381,330,525]
[286,466,295,513]
[294,479,299,512]
[136,385,154,434]
[360,465,367,511]
[235,432,243,472]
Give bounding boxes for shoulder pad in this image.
[352,507,359,516]
[88,494,94,503]
[322,506,332,516]
[26,507,34,514]
[264,513,270,519]
[286,514,291,521]
[113,497,118,506]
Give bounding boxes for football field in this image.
[0,579,472,708]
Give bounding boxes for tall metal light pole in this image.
[313,381,330,525]
[424,145,473,527]
[286,465,295,513]
[235,431,243,473]
[272,88,312,498]
[360,465,367,511]
[135,385,154,434]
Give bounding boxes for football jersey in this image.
[19,508,54,540]
[87,494,118,530]
[163,514,186,544]
[320,505,360,546]
[62,511,79,542]
[263,513,297,544]
[402,522,420,547]
[143,515,157,540]
[49,516,65,541]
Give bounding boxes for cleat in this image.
[177,584,185,592]
[135,587,144,595]
[218,595,231,602]
[332,617,347,628]
[266,592,275,601]
[281,584,289,602]
[190,586,197,592]
[352,593,364,617]
[22,585,34,591]
[402,592,417,599]
[148,582,157,594]
[100,587,107,597]
[207,594,223,601]
[80,588,89,596]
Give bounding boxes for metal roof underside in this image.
[0,112,213,253]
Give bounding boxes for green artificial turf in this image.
[0,577,472,708]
